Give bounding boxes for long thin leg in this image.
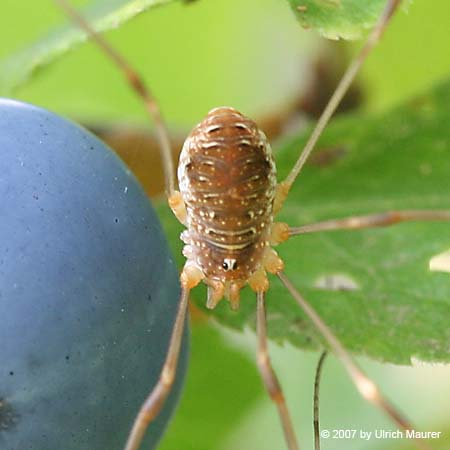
[313,351,327,450]
[124,286,190,450]
[289,210,450,236]
[277,272,432,450]
[256,291,300,450]
[277,0,401,209]
[56,0,175,197]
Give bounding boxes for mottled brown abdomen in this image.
[178,107,277,285]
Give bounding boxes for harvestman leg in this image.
[313,351,327,450]
[123,286,190,450]
[256,291,300,450]
[57,0,177,200]
[268,1,440,446]
[274,0,402,212]
[289,210,450,236]
[283,210,450,450]
[278,211,450,450]
[277,272,433,450]
[55,3,194,450]
[122,259,205,450]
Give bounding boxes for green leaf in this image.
[157,78,450,365]
[0,0,173,95]
[286,0,398,40]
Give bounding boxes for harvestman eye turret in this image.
[57,1,450,450]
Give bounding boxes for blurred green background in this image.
[1,0,449,449]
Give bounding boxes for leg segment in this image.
[289,210,450,236]
[256,291,300,450]
[123,286,190,450]
[313,351,328,450]
[279,0,402,209]
[277,272,432,450]
[168,190,188,226]
[56,0,176,197]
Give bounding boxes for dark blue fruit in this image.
[0,99,187,450]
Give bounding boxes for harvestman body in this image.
[57,1,450,450]
[174,106,284,308]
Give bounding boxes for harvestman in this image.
[57,1,450,449]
